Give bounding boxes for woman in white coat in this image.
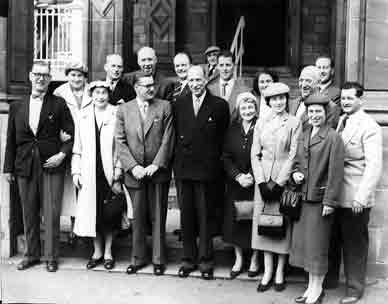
[54,60,91,243]
[72,81,124,270]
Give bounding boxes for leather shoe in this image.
[307,291,325,304]
[247,270,260,278]
[46,261,58,272]
[178,265,197,278]
[126,263,147,274]
[153,264,166,276]
[17,259,40,271]
[86,257,104,269]
[339,296,360,304]
[103,259,115,270]
[201,269,214,280]
[274,281,286,292]
[229,269,243,279]
[257,280,273,292]
[295,296,307,303]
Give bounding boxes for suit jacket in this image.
[123,70,171,100]
[201,63,220,83]
[115,98,175,188]
[164,76,191,102]
[320,82,341,106]
[173,91,230,181]
[336,110,382,208]
[294,124,344,207]
[207,78,250,121]
[110,78,136,105]
[289,95,341,130]
[3,94,74,177]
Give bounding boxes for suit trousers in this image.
[16,149,64,262]
[176,180,214,271]
[127,181,169,265]
[326,208,371,297]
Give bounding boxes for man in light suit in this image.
[173,65,230,280]
[3,61,74,272]
[289,65,340,130]
[165,52,192,103]
[115,72,175,276]
[315,56,341,106]
[326,82,382,304]
[207,50,250,121]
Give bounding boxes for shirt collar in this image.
[319,80,332,92]
[136,97,149,106]
[192,90,206,103]
[220,78,235,87]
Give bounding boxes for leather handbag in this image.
[279,181,303,221]
[257,204,286,239]
[234,200,254,221]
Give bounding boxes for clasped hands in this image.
[132,164,159,180]
[258,180,284,202]
[235,173,254,188]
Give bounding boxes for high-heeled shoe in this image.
[229,268,243,279]
[256,279,273,292]
[295,295,307,303]
[306,291,325,304]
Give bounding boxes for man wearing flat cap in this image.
[202,45,220,82]
[289,65,340,130]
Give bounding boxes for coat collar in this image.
[304,124,330,148]
[340,110,364,146]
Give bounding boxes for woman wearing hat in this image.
[251,82,301,292]
[221,92,258,279]
[290,93,344,304]
[54,60,91,244]
[72,81,124,270]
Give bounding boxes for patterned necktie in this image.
[173,81,182,99]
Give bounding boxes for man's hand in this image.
[59,130,71,143]
[144,164,159,177]
[352,200,364,214]
[72,174,82,189]
[236,174,253,188]
[132,165,146,180]
[4,173,15,183]
[112,181,123,194]
[292,172,304,184]
[43,152,66,168]
[322,205,335,216]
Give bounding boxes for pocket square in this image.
[48,113,55,121]
[208,117,214,122]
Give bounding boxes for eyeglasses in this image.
[31,72,51,79]
[138,83,155,88]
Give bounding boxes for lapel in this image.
[143,99,158,137]
[341,112,361,146]
[130,101,144,142]
[196,93,213,127]
[272,113,289,134]
[309,124,330,147]
[23,96,34,135]
[36,94,52,135]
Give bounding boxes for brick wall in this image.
[301,0,332,66]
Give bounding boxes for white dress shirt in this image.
[219,78,235,101]
[192,90,206,115]
[29,95,44,135]
[136,98,149,120]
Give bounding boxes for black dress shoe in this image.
[17,259,40,271]
[86,257,104,269]
[257,280,273,292]
[307,291,325,304]
[46,261,58,272]
[274,281,286,292]
[201,269,214,280]
[229,269,243,279]
[295,295,307,303]
[178,265,197,278]
[103,258,115,270]
[339,296,360,304]
[126,263,147,274]
[153,264,166,276]
[247,270,260,278]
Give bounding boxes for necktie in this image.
[193,98,201,116]
[208,65,215,77]
[221,82,228,98]
[338,115,348,133]
[140,102,148,120]
[173,81,182,98]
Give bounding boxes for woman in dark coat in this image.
[290,93,344,304]
[222,92,258,279]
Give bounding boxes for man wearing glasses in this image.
[3,61,74,272]
[115,72,174,276]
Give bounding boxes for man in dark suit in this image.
[165,52,192,103]
[201,46,220,82]
[123,46,171,100]
[115,72,175,276]
[316,56,341,106]
[3,61,74,272]
[104,54,136,105]
[173,65,230,280]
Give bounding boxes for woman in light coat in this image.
[251,82,301,292]
[72,81,123,270]
[54,60,91,243]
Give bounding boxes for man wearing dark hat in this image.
[202,45,220,82]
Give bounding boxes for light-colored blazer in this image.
[337,110,383,208]
[115,98,175,188]
[71,104,119,237]
[251,112,301,186]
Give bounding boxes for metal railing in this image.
[230,16,245,79]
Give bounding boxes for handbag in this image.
[257,204,286,239]
[279,181,303,221]
[234,200,254,221]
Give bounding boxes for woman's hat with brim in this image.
[304,92,330,106]
[263,82,290,99]
[65,60,88,76]
[88,80,111,95]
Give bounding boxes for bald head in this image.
[137,47,157,75]
[299,65,320,98]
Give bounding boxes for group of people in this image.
[3,44,383,304]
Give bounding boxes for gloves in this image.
[258,182,272,201]
[259,181,284,202]
[271,183,284,201]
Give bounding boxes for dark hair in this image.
[252,69,279,96]
[217,50,234,63]
[265,93,290,113]
[316,55,335,68]
[174,52,192,64]
[133,71,153,85]
[341,81,364,97]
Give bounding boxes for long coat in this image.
[250,112,301,253]
[336,110,382,208]
[54,82,92,216]
[71,104,119,237]
[110,78,136,105]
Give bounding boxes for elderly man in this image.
[166,52,192,103]
[325,82,382,304]
[289,65,340,130]
[207,50,250,121]
[104,54,136,105]
[115,72,175,276]
[173,65,230,280]
[315,56,341,106]
[3,61,74,272]
[124,46,171,100]
[202,45,220,82]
